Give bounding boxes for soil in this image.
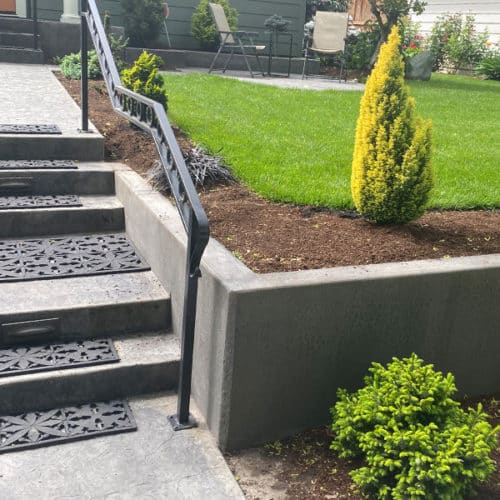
[225,395,500,500]
[56,75,499,274]
[56,75,499,498]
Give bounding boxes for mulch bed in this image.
[57,75,499,274]
[57,73,498,499]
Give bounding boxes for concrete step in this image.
[0,131,104,161]
[0,162,117,195]
[0,271,171,345]
[0,31,37,48]
[0,195,124,237]
[0,16,34,33]
[0,332,180,414]
[0,46,43,64]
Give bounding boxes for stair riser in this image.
[0,136,104,161]
[0,17,34,33]
[0,47,43,64]
[0,206,125,237]
[0,361,179,415]
[0,169,115,195]
[0,300,171,347]
[0,32,36,48]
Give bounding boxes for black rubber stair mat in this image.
[0,124,61,134]
[0,195,82,210]
[0,338,119,377]
[0,400,137,454]
[0,160,78,169]
[0,233,150,283]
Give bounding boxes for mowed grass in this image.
[163,72,500,209]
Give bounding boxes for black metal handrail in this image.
[80,0,210,430]
[26,0,38,50]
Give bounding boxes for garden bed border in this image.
[115,166,500,450]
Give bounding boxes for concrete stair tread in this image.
[0,332,181,414]
[0,161,126,172]
[0,196,125,236]
[0,162,122,195]
[0,270,168,317]
[0,194,121,209]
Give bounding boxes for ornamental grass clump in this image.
[351,26,433,224]
[331,354,499,499]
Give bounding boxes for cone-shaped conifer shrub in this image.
[351,26,433,224]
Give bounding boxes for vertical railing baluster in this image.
[80,0,89,132]
[33,0,38,50]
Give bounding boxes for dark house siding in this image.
[37,0,307,56]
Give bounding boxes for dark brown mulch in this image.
[56,74,499,274]
[57,74,499,499]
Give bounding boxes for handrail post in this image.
[80,0,89,132]
[168,220,201,430]
[33,0,38,50]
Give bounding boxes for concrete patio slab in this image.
[163,67,366,92]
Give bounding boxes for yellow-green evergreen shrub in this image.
[351,26,433,224]
[121,51,168,110]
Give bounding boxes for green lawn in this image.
[162,72,500,209]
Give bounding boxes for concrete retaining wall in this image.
[115,168,500,450]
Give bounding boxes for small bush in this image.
[429,13,489,71]
[191,0,238,50]
[475,52,500,80]
[331,354,499,499]
[121,0,163,47]
[351,26,433,224]
[59,51,102,80]
[346,23,380,70]
[121,51,168,109]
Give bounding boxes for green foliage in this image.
[351,27,433,224]
[120,0,163,47]
[191,0,238,50]
[475,52,500,80]
[331,354,499,499]
[264,14,291,33]
[104,10,129,71]
[121,51,168,109]
[346,23,380,70]
[429,14,489,71]
[59,51,102,80]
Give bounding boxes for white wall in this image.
[412,0,500,43]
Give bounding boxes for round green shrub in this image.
[121,0,163,47]
[121,51,168,110]
[191,0,238,50]
[331,354,499,499]
[59,51,102,80]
